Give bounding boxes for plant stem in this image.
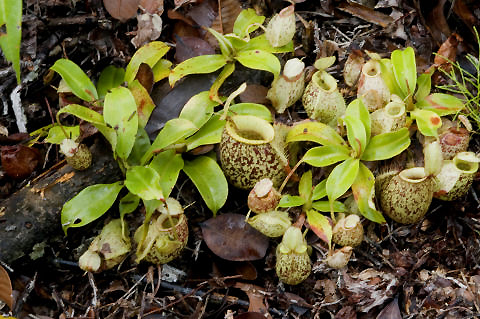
[279,159,303,193]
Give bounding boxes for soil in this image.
[1,0,480,318]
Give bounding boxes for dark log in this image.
[0,141,122,264]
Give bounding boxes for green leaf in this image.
[235,50,281,78]
[415,71,432,101]
[410,109,442,137]
[312,180,327,201]
[128,80,156,128]
[228,103,273,122]
[57,104,105,125]
[326,158,359,203]
[104,87,139,159]
[299,171,313,201]
[226,34,248,50]
[124,41,170,84]
[207,28,234,57]
[152,58,172,82]
[46,125,80,144]
[286,121,345,145]
[149,150,184,198]
[344,115,367,157]
[0,0,22,83]
[143,199,162,223]
[185,115,226,151]
[169,54,228,87]
[142,118,198,164]
[97,65,125,99]
[379,58,403,98]
[314,56,336,70]
[209,63,236,104]
[311,200,345,213]
[61,182,124,234]
[125,166,164,201]
[233,8,265,38]
[242,34,293,53]
[417,93,465,116]
[361,127,410,161]
[302,145,351,167]
[345,98,371,145]
[127,127,151,166]
[278,195,305,208]
[306,209,332,248]
[50,59,98,101]
[183,156,228,215]
[391,47,417,98]
[179,91,218,128]
[351,163,385,223]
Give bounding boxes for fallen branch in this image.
[0,140,122,264]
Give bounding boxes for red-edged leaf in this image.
[200,213,269,261]
[306,209,332,249]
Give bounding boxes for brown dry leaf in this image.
[425,0,450,44]
[210,0,242,34]
[135,63,155,93]
[453,0,479,36]
[174,0,198,7]
[334,306,357,319]
[1,145,42,179]
[131,13,163,48]
[205,0,242,48]
[174,35,215,63]
[234,312,267,319]
[376,297,401,319]
[337,2,394,28]
[103,0,139,21]
[200,213,269,261]
[0,265,13,310]
[234,282,271,316]
[239,84,269,105]
[139,0,163,14]
[433,33,462,72]
[234,261,257,281]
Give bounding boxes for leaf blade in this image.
[361,127,410,161]
[51,59,98,101]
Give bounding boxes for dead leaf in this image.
[239,84,269,105]
[131,13,163,48]
[186,0,217,30]
[174,0,198,7]
[453,0,479,36]
[209,0,242,34]
[1,145,42,179]
[337,2,394,28]
[0,265,13,310]
[234,262,257,281]
[200,213,269,261]
[135,63,155,93]
[234,313,267,319]
[139,0,163,14]
[234,282,271,316]
[433,33,462,72]
[103,0,139,21]
[425,0,450,44]
[376,297,401,319]
[334,306,357,319]
[174,35,215,63]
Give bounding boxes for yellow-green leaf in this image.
[51,59,98,101]
[125,41,170,84]
[169,54,228,87]
[326,158,359,203]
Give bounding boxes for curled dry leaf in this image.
[200,213,269,261]
[234,312,267,319]
[0,265,13,310]
[1,145,42,179]
[234,282,270,315]
[131,13,163,48]
[103,0,139,21]
[433,33,462,73]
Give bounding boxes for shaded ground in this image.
[1,0,480,318]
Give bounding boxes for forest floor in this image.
[1,0,480,318]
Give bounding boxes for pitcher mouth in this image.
[226,115,275,145]
[311,71,337,92]
[399,167,428,183]
[453,152,480,174]
[362,60,381,77]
